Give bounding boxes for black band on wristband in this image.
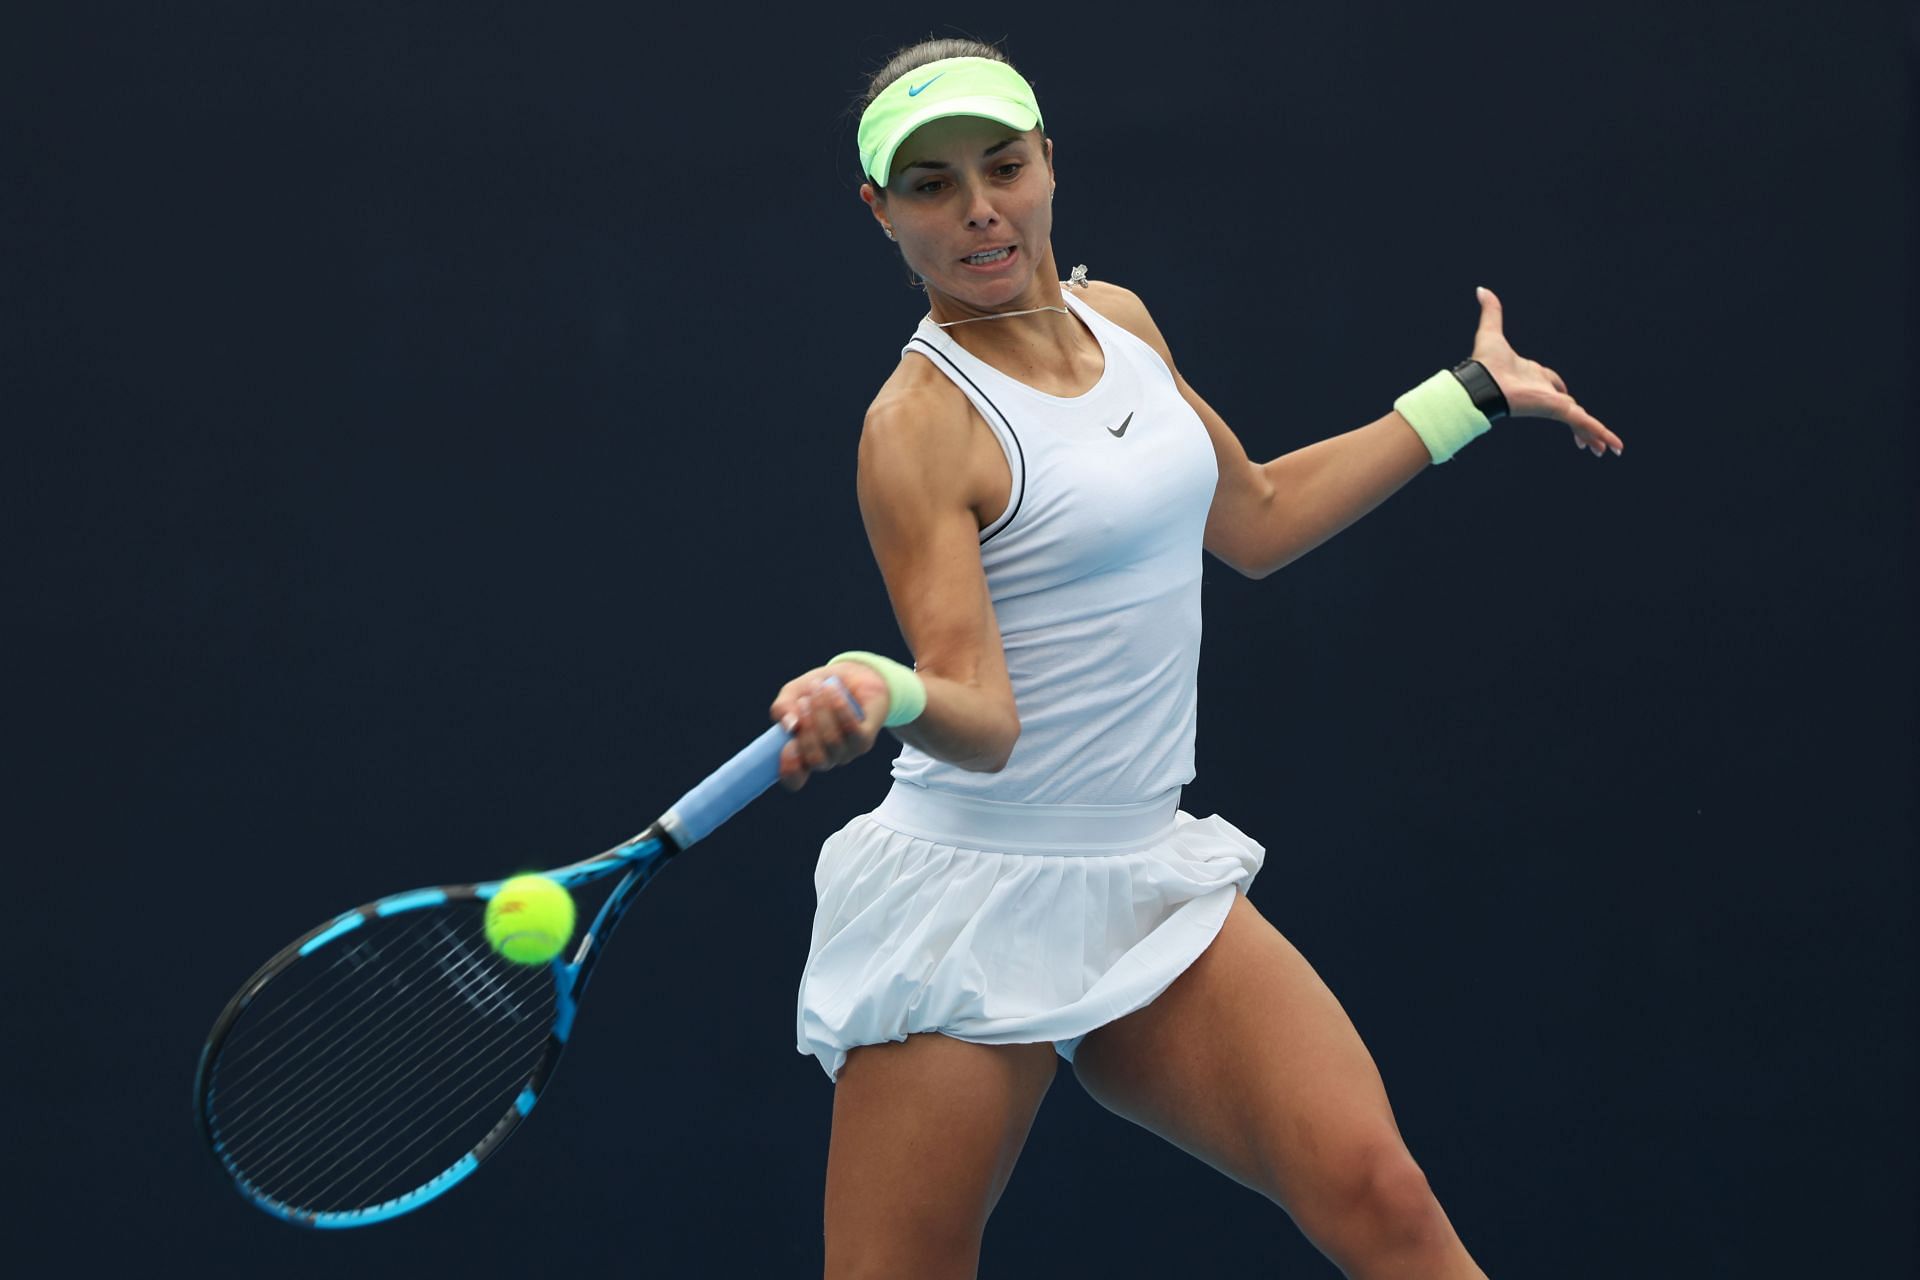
[1449,359,1509,421]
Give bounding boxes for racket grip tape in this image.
[658,676,865,850]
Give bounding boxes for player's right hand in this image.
[771,663,891,791]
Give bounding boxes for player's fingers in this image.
[804,689,846,753]
[1589,411,1621,454]
[778,740,810,791]
[780,695,826,774]
[771,667,833,726]
[1550,396,1611,455]
[815,680,870,762]
[795,693,841,771]
[1475,285,1504,343]
[822,662,889,732]
[1569,404,1620,456]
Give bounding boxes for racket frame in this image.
[194,676,858,1227]
[193,823,675,1227]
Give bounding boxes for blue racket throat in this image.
[194,680,861,1228]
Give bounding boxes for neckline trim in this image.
[918,287,1111,404]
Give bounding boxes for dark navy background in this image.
[16,2,1913,1274]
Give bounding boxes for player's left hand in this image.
[1469,286,1622,458]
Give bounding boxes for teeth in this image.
[966,248,1011,264]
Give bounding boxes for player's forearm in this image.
[1243,411,1432,577]
[889,672,1019,772]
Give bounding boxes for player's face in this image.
[867,117,1053,308]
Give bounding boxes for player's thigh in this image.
[824,1032,1057,1280]
[1070,893,1417,1223]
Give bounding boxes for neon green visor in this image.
[857,56,1045,188]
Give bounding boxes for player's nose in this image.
[963,186,1001,227]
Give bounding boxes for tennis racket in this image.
[193,679,861,1228]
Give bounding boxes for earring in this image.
[885,227,896,240]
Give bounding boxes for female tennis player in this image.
[769,38,1619,1280]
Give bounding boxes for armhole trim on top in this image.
[1058,287,1180,390]
[904,336,1027,545]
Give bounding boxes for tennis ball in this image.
[484,874,575,965]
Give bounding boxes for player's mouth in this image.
[959,245,1017,271]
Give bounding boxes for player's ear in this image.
[860,183,894,239]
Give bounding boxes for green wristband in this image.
[827,651,927,727]
[1394,369,1493,464]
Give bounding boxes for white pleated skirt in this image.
[795,780,1266,1081]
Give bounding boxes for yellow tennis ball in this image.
[484,874,575,965]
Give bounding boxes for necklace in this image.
[932,263,1090,328]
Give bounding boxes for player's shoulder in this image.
[1069,278,1176,368]
[857,346,983,487]
[1071,277,1145,314]
[867,345,975,435]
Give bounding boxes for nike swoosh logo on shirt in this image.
[1108,413,1133,438]
[907,73,947,96]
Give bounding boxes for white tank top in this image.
[888,285,1219,806]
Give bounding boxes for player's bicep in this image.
[854,401,1013,703]
[1170,369,1280,576]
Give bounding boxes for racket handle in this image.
[658,676,865,850]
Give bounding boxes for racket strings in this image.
[272,1001,544,1211]
[216,915,553,1209]
[216,915,542,1171]
[214,915,493,1141]
[220,919,523,1175]
[213,911,450,1112]
[235,933,542,1193]
[207,903,557,1214]
[221,913,529,1129]
[302,1027,549,1212]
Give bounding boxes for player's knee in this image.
[1314,1142,1449,1261]
[1365,1153,1446,1246]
